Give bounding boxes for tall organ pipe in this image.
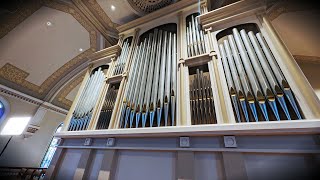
[120,28,177,128]
[68,67,105,131]
[248,31,290,120]
[255,33,302,119]
[218,26,302,122]
[186,14,207,57]
[114,40,131,76]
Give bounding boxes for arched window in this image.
[0,96,10,128]
[0,101,5,119]
[40,123,63,168]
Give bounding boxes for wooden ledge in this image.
[199,0,265,29]
[184,53,211,67]
[88,44,121,64]
[55,119,320,138]
[106,74,123,84]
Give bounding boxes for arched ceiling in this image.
[0,6,90,86]
[0,0,178,110]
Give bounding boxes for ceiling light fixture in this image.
[79,48,83,52]
[111,5,116,11]
[46,21,52,26]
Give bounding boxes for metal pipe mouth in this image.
[266,89,275,100]
[238,91,245,101]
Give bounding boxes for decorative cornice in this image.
[293,55,320,65]
[0,85,67,115]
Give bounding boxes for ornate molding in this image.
[0,85,67,115]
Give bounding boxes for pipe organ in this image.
[50,1,320,179]
[60,0,320,133]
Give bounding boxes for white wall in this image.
[0,94,65,167]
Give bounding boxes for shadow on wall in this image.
[297,62,320,100]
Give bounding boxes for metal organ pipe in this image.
[189,69,216,124]
[186,14,207,57]
[68,67,105,131]
[255,33,302,119]
[120,28,177,128]
[218,26,303,122]
[114,40,131,76]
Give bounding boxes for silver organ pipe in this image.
[68,67,106,131]
[96,86,118,129]
[218,25,303,122]
[113,39,132,76]
[189,69,216,124]
[186,14,207,57]
[120,27,177,128]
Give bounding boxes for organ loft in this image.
[0,0,319,179]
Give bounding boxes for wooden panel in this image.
[113,151,175,180]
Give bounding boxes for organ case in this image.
[60,0,320,134]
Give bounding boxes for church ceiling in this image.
[0,0,177,110]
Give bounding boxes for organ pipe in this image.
[120,28,177,128]
[113,39,132,76]
[218,26,303,122]
[68,67,106,131]
[96,86,118,129]
[189,69,216,124]
[186,14,207,57]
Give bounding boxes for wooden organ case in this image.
[47,0,320,180]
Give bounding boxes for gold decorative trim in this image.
[293,55,320,65]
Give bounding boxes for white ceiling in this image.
[96,0,140,25]
[0,6,90,86]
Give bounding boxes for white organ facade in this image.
[46,1,320,179]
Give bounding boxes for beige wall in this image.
[271,10,320,100]
[0,94,65,167]
[297,62,320,99]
